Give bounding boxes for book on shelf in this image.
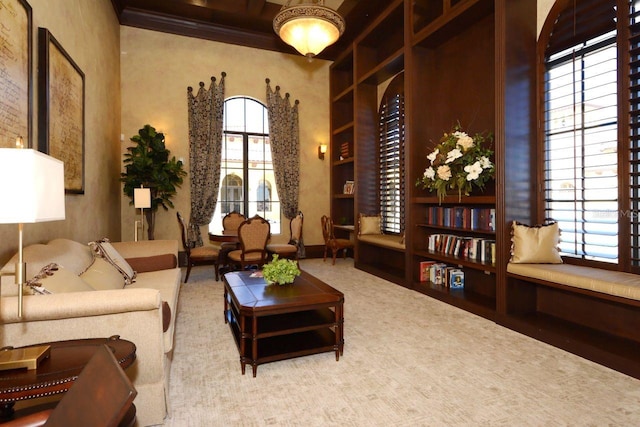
[340,142,351,159]
[426,206,495,231]
[449,269,465,289]
[427,233,496,265]
[419,261,436,282]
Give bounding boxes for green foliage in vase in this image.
[262,255,301,285]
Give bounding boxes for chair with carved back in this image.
[227,215,271,270]
[222,211,246,233]
[177,212,220,282]
[266,211,303,261]
[321,215,354,265]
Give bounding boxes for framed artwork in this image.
[0,0,32,148]
[38,27,85,194]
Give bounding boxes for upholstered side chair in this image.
[266,211,303,261]
[228,215,271,270]
[177,212,220,282]
[321,215,354,265]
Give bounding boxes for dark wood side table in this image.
[0,336,136,419]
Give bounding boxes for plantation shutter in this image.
[378,78,405,235]
[630,0,640,266]
[543,0,618,262]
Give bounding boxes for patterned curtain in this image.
[265,78,300,219]
[187,73,226,246]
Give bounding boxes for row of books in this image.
[428,234,496,265]
[419,261,464,288]
[426,206,495,231]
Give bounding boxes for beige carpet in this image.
[165,259,640,426]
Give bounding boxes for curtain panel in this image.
[187,73,225,246]
[265,78,300,220]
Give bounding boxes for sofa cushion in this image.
[80,258,127,290]
[126,254,177,273]
[1,239,94,280]
[25,263,95,294]
[510,221,562,264]
[89,238,136,285]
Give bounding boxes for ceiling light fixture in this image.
[273,0,345,59]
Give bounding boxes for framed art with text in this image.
[0,0,32,148]
[38,27,85,194]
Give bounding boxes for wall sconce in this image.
[134,186,151,241]
[318,143,327,160]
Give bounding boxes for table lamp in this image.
[134,186,151,241]
[0,146,65,318]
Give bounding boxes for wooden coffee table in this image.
[223,270,344,377]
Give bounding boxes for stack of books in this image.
[419,261,465,288]
[340,142,351,159]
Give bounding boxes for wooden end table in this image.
[0,336,136,419]
[224,270,344,377]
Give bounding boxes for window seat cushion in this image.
[358,234,405,251]
[507,263,640,302]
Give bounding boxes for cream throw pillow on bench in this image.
[510,221,562,264]
[358,214,382,235]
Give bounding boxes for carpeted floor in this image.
[165,259,640,426]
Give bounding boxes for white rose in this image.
[427,148,439,164]
[424,167,435,180]
[437,165,452,181]
[464,161,483,181]
[445,148,463,164]
[480,156,492,169]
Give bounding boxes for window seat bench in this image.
[355,234,405,286]
[504,262,640,379]
[357,234,405,252]
[506,263,640,304]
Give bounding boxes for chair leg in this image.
[332,249,337,265]
[184,263,192,283]
[323,245,328,262]
[214,260,220,281]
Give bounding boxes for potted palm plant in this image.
[121,124,186,240]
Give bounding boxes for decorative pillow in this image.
[80,258,128,290]
[89,238,136,285]
[25,263,94,295]
[358,214,382,235]
[125,254,177,273]
[510,221,563,264]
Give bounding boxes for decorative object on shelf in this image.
[343,180,354,194]
[0,147,65,317]
[121,124,186,240]
[273,0,345,59]
[318,142,327,160]
[416,123,495,203]
[262,254,301,285]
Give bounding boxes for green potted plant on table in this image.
[121,124,187,240]
[262,255,301,285]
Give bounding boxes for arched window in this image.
[541,0,618,264]
[378,72,405,234]
[209,97,280,234]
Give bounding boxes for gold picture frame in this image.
[0,0,32,148]
[37,27,85,194]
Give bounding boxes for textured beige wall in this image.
[538,0,556,37]
[0,0,121,265]
[120,27,331,246]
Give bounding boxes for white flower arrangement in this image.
[416,123,495,203]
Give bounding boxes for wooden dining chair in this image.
[228,215,271,270]
[222,211,246,232]
[321,215,354,265]
[177,212,220,282]
[266,211,303,261]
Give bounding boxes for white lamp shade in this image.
[0,148,65,224]
[134,187,151,209]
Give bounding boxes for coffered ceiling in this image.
[110,0,389,60]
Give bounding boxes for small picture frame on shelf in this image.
[343,180,354,194]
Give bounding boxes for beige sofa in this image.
[0,238,182,426]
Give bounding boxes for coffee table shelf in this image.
[223,271,344,377]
